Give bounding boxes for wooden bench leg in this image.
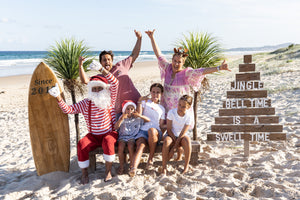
[89,154,96,173]
[190,151,198,165]
[190,141,200,165]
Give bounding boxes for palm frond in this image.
[44,38,92,81]
[176,32,224,69]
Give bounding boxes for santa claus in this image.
[49,61,119,184]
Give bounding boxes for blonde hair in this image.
[179,95,193,106]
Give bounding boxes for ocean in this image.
[0,50,265,77]
[0,51,173,77]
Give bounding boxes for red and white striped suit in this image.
[57,73,119,168]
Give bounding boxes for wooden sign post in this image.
[207,55,286,156]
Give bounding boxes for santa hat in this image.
[122,100,136,113]
[88,75,110,90]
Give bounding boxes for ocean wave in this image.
[0,58,42,67]
[0,53,171,77]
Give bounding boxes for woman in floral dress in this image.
[145,29,231,127]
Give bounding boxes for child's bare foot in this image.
[175,148,184,161]
[146,160,153,170]
[168,151,174,160]
[182,168,188,175]
[162,168,167,175]
[117,166,124,175]
[129,167,136,177]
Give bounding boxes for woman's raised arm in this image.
[145,29,162,59]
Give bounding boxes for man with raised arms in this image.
[79,30,142,117]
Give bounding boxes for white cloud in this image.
[0,35,28,45]
[218,0,300,18]
[43,25,63,29]
[0,18,9,23]
[0,17,16,24]
[150,0,205,7]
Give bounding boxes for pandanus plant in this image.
[44,38,93,144]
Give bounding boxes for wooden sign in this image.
[207,133,286,141]
[219,108,275,116]
[230,81,264,90]
[244,55,252,63]
[215,116,279,124]
[227,90,268,98]
[223,99,271,108]
[239,63,255,72]
[208,55,286,156]
[236,72,260,81]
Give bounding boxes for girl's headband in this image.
[173,47,188,57]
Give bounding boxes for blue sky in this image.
[1,0,299,51]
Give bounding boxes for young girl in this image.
[129,83,166,177]
[114,100,150,174]
[162,95,193,175]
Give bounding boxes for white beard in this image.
[88,89,111,109]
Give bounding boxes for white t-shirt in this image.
[140,99,165,131]
[167,108,192,137]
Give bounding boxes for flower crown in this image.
[173,47,188,57]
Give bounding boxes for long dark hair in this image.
[150,83,164,93]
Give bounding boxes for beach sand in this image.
[0,55,299,199]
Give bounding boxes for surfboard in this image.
[28,62,70,176]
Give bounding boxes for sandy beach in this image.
[0,52,299,199]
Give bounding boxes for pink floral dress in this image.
[158,55,206,128]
